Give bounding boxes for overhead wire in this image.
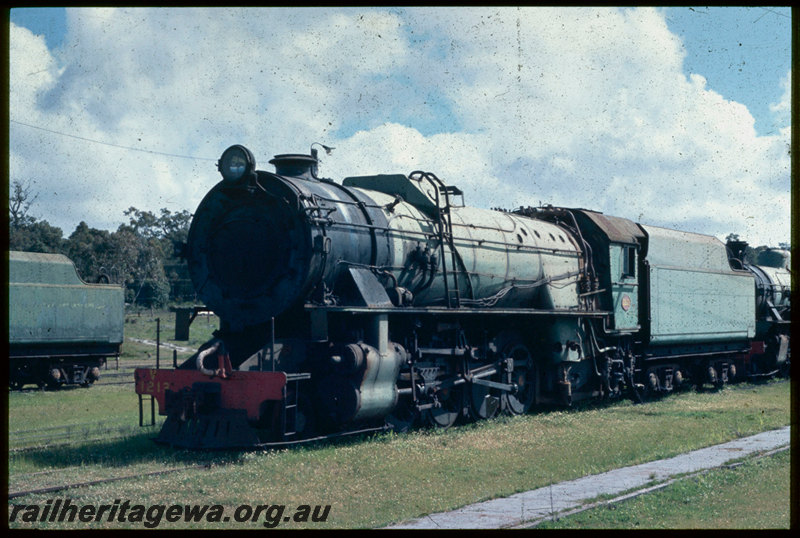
[9,119,217,162]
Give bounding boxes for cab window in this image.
[621,246,636,278]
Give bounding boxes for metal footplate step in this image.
[282,373,311,439]
[283,387,298,438]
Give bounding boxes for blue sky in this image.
[663,6,790,137]
[8,7,791,246]
[9,8,66,47]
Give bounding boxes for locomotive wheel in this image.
[644,370,661,400]
[673,369,685,391]
[502,344,536,415]
[425,386,464,429]
[468,380,500,421]
[624,354,646,403]
[708,366,724,391]
[293,395,316,440]
[386,398,419,433]
[728,364,738,384]
[779,351,790,378]
[629,383,646,403]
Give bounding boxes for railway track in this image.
[8,464,214,500]
[8,426,389,500]
[8,420,161,453]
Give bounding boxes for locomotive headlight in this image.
[217,145,256,183]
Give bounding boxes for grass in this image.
[6,378,791,529]
[536,448,791,529]
[7,308,216,457]
[118,309,220,364]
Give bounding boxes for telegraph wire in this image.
[9,119,217,162]
[753,7,790,22]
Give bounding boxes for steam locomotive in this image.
[135,144,790,449]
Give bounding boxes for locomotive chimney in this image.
[269,154,319,180]
[725,238,749,264]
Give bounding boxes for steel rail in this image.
[8,464,213,500]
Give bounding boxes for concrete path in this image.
[386,426,791,529]
[128,338,196,354]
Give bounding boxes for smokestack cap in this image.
[269,154,318,179]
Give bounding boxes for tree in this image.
[9,220,66,254]
[9,181,37,229]
[124,207,162,241]
[66,222,116,283]
[123,206,194,304]
[8,180,65,254]
[110,224,170,307]
[123,207,192,251]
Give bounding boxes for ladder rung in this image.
[283,384,299,437]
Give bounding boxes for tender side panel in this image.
[9,284,124,346]
[641,225,755,345]
[648,266,755,344]
[9,251,124,349]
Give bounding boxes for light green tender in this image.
[641,226,755,345]
[8,251,124,346]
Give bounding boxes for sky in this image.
[8,7,792,247]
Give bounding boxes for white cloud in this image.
[9,24,59,114]
[8,7,791,248]
[770,69,791,125]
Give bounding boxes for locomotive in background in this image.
[135,144,790,449]
[9,251,124,389]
